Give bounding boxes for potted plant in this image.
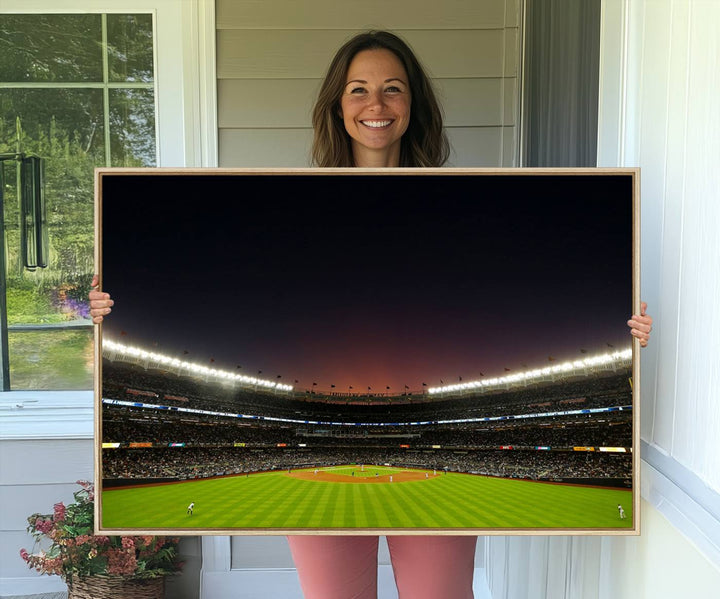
[20,480,182,598]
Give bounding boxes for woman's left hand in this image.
[627,301,652,347]
[89,274,114,324]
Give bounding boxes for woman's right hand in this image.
[89,274,113,324]
[627,301,652,348]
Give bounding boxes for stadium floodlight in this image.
[428,348,632,395]
[102,339,294,393]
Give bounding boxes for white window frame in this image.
[0,0,217,438]
[2,0,217,168]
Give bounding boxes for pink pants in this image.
[287,535,476,599]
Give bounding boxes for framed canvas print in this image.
[94,167,640,535]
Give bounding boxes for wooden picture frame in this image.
[94,167,640,536]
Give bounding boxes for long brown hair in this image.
[311,31,449,167]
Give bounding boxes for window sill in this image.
[641,441,720,567]
[0,391,93,440]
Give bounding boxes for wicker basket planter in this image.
[67,575,165,599]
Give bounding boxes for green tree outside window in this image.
[0,13,156,390]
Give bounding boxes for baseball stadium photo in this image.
[96,169,638,534]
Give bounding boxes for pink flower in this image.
[121,537,135,549]
[53,502,66,522]
[19,548,29,562]
[107,548,137,576]
[34,518,54,534]
[43,557,64,576]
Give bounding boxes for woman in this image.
[90,30,653,599]
[311,30,448,169]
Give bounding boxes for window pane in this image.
[109,89,156,167]
[0,14,103,82]
[107,14,154,83]
[8,329,94,390]
[0,89,106,164]
[1,12,157,390]
[2,87,98,390]
[1,88,102,291]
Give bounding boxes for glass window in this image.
[0,13,156,390]
[0,14,103,83]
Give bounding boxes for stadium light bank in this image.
[427,348,632,397]
[102,339,294,392]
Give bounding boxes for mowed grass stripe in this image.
[389,478,453,528]
[316,482,343,528]
[434,475,494,527]
[225,476,292,527]
[364,480,391,528]
[354,485,372,528]
[284,479,332,528]
[421,474,629,528]
[379,480,427,528]
[374,484,407,528]
[101,471,633,530]
[274,476,340,528]
[420,474,508,528]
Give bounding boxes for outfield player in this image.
[187,502,194,516]
[618,504,626,519]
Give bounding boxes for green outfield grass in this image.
[101,466,633,531]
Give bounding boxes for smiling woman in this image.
[311,30,449,168]
[340,49,412,167]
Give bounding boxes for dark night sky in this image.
[100,172,634,393]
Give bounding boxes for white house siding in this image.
[0,395,94,597]
[216,0,522,167]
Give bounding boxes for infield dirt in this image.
[288,469,439,484]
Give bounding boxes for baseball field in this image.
[101,465,633,532]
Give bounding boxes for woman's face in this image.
[340,49,411,166]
